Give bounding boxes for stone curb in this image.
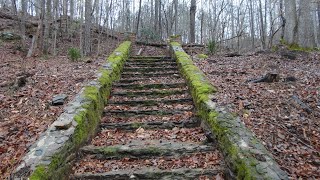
[170,42,289,180]
[12,41,132,179]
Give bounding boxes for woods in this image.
[0,0,319,57]
[1,0,320,179]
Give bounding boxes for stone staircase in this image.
[70,56,227,179]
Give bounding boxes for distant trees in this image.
[1,0,320,55]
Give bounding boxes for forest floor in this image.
[0,36,122,178]
[186,48,320,179]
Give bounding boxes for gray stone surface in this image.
[51,94,68,106]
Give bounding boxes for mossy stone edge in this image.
[12,41,132,180]
[170,42,289,180]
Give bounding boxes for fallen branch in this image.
[290,95,312,114]
[137,48,143,56]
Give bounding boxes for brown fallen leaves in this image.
[92,127,207,146]
[194,51,320,178]
[73,152,223,174]
[0,39,120,178]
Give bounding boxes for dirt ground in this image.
[189,49,320,179]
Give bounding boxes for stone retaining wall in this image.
[170,42,289,180]
[12,41,131,180]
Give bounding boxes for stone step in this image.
[117,77,182,84]
[111,89,188,97]
[122,67,178,73]
[112,82,187,90]
[108,98,193,106]
[79,142,215,160]
[104,109,194,117]
[127,59,175,63]
[100,118,201,130]
[121,72,180,78]
[125,62,177,67]
[71,168,224,180]
[129,56,172,60]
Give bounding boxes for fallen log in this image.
[225,52,242,57]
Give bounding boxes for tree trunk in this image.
[11,0,17,15]
[136,0,142,34]
[189,0,196,43]
[154,0,159,33]
[249,0,255,50]
[258,0,266,49]
[53,0,58,56]
[174,0,178,34]
[70,0,74,21]
[43,0,52,54]
[83,0,92,56]
[279,0,285,39]
[298,0,316,48]
[20,0,27,50]
[284,0,298,44]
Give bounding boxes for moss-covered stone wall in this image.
[12,41,131,180]
[170,42,289,180]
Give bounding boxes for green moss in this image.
[280,39,315,52]
[170,35,181,39]
[29,165,47,180]
[197,54,208,59]
[131,122,144,129]
[100,147,120,156]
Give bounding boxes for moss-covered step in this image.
[170,42,289,180]
[100,117,201,130]
[11,41,132,180]
[108,98,193,106]
[121,72,179,78]
[71,168,224,180]
[112,82,186,89]
[79,141,215,159]
[104,109,194,117]
[123,67,178,73]
[111,89,188,97]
